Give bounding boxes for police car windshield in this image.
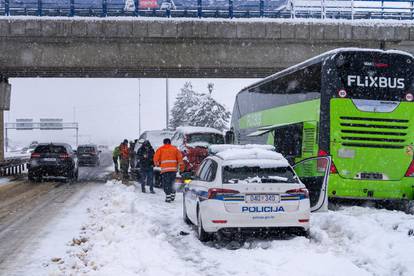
[187,133,224,145]
[222,166,298,184]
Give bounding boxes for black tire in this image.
[197,207,211,242]
[73,169,79,182]
[28,171,35,182]
[183,194,192,225]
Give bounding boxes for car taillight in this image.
[31,153,40,158]
[318,149,337,174]
[286,188,309,199]
[60,153,70,159]
[405,160,414,177]
[207,188,239,199]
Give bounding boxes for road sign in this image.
[40,118,63,130]
[16,119,33,130]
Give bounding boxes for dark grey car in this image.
[77,144,100,167]
[28,143,78,182]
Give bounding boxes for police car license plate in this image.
[246,194,280,203]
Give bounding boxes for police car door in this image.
[293,156,331,212]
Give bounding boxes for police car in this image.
[182,145,331,241]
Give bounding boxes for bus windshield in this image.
[335,52,413,101]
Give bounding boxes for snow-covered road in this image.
[14,181,414,276]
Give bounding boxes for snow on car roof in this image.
[209,144,275,154]
[216,148,289,168]
[176,126,223,135]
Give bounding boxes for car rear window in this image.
[34,145,67,154]
[222,166,298,184]
[78,147,96,154]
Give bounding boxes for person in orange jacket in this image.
[153,138,184,203]
[119,139,130,182]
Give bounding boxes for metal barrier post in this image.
[197,0,202,18]
[5,0,10,16]
[37,0,43,16]
[102,0,107,17]
[351,0,354,20]
[134,0,139,16]
[259,0,264,17]
[166,6,171,17]
[70,0,75,17]
[229,0,233,18]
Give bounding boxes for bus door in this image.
[293,156,331,212]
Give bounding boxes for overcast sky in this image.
[6,78,258,148]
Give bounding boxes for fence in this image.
[0,0,414,20]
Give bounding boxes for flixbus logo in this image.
[242,206,285,213]
[347,75,405,89]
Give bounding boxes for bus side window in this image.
[273,123,303,162]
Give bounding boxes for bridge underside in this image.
[1,18,410,79]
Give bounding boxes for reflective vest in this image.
[120,144,129,160]
[153,144,184,174]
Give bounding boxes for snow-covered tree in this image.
[169,82,199,129]
[169,82,231,131]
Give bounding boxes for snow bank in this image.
[26,181,414,276]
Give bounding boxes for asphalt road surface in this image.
[0,151,113,272]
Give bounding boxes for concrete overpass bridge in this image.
[1,18,414,79]
[1,17,414,159]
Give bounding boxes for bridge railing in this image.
[0,0,414,19]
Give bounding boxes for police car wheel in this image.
[197,209,211,242]
[183,194,192,225]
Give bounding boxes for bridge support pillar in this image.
[0,77,11,161]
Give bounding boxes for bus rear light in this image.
[338,89,347,98]
[286,188,309,198]
[405,160,414,177]
[406,93,413,102]
[318,150,338,174]
[207,188,239,199]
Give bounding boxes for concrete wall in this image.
[0,18,413,78]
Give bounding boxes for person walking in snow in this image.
[136,140,155,193]
[153,138,184,203]
[112,144,121,174]
[120,139,130,183]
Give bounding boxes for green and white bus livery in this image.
[230,48,414,205]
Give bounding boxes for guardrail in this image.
[0,0,414,19]
[0,156,29,177]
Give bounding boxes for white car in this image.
[182,146,331,241]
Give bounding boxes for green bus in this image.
[230,48,414,206]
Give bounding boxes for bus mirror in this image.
[225,130,235,144]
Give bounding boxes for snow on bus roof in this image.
[209,144,275,154]
[241,47,413,93]
[176,126,222,135]
[216,148,289,168]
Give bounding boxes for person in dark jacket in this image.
[136,140,155,193]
